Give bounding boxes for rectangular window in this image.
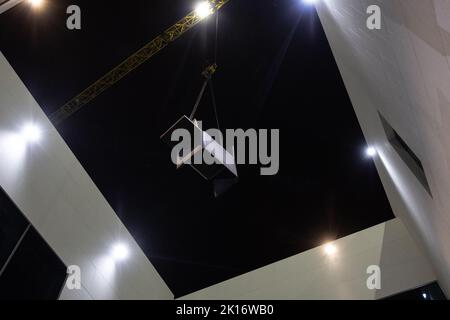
[0,227,68,300]
[0,187,29,272]
[0,187,67,300]
[384,282,447,300]
[378,112,432,196]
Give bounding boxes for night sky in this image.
[0,0,394,297]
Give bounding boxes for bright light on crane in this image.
[195,1,214,19]
[28,0,45,9]
[49,0,230,125]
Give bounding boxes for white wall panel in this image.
[316,0,450,296]
[0,52,173,300]
[181,219,435,300]
[0,0,24,14]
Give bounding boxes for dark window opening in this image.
[0,188,28,271]
[384,282,447,300]
[0,187,67,300]
[379,112,432,196]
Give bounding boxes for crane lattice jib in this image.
[49,0,229,125]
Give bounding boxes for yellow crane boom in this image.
[49,0,229,125]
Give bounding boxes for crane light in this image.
[195,1,213,19]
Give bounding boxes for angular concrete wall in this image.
[315,0,450,297]
[0,0,24,14]
[0,52,173,300]
[181,219,435,300]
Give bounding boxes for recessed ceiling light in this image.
[111,243,129,261]
[366,146,377,157]
[21,123,42,143]
[28,0,45,9]
[324,242,337,256]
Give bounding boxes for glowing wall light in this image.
[111,243,129,262]
[324,242,338,256]
[28,0,45,9]
[303,0,319,5]
[20,123,42,144]
[366,146,377,158]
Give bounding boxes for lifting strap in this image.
[189,11,222,132]
[189,76,210,121]
[189,64,217,121]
